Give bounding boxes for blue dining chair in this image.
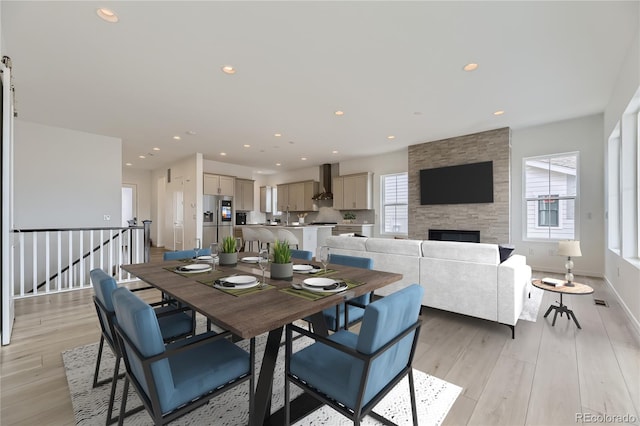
[90,268,195,424]
[162,248,211,261]
[323,254,374,331]
[291,249,313,261]
[285,284,424,425]
[112,287,255,426]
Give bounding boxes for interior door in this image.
[166,177,184,251]
[1,61,15,345]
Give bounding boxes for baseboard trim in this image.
[603,275,640,339]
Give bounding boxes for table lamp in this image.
[558,240,581,287]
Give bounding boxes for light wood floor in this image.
[1,263,639,425]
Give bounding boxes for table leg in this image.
[568,309,582,329]
[552,308,560,326]
[253,327,283,426]
[543,304,554,318]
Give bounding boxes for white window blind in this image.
[381,173,408,235]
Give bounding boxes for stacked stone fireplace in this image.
[408,127,510,244]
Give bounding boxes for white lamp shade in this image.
[558,240,581,257]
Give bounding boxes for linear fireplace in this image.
[429,229,480,243]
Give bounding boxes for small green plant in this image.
[272,240,291,264]
[343,211,356,220]
[221,236,236,253]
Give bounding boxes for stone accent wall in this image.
[408,127,511,244]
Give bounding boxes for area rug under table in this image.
[63,332,461,425]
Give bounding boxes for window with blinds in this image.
[381,173,408,235]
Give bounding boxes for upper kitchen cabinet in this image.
[333,172,372,210]
[260,186,272,213]
[204,174,234,196]
[277,181,318,212]
[235,179,254,211]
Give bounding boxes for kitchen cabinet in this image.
[204,174,234,196]
[277,181,318,212]
[332,172,372,210]
[235,179,254,211]
[260,186,272,213]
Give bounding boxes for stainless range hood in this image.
[312,163,337,200]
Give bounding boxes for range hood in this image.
[312,163,336,200]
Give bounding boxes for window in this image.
[381,173,408,235]
[524,153,578,240]
[538,195,559,227]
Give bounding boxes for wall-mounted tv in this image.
[420,161,494,205]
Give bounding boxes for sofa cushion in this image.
[325,236,368,251]
[365,238,422,257]
[421,240,499,264]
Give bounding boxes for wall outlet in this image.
[103,214,111,221]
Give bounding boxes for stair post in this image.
[143,220,152,263]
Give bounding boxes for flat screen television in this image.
[420,161,494,205]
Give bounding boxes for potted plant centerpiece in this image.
[270,239,293,280]
[219,236,238,266]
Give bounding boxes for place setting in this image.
[281,276,364,301]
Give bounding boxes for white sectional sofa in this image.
[324,236,532,338]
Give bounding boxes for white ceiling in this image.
[2,1,638,172]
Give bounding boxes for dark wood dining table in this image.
[121,255,403,426]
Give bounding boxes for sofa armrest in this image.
[497,255,532,326]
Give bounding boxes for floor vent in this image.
[594,298,609,307]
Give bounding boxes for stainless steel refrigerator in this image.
[203,195,233,247]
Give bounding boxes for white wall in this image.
[14,120,121,228]
[122,168,152,223]
[511,114,604,277]
[604,27,640,330]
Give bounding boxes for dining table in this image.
[121,254,403,426]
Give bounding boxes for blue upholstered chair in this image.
[90,268,195,424]
[322,254,374,331]
[162,248,211,261]
[285,284,424,425]
[291,249,313,261]
[112,287,255,426]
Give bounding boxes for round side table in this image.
[532,279,594,329]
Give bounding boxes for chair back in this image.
[90,268,119,343]
[112,287,174,411]
[328,254,373,306]
[355,284,423,405]
[291,249,313,260]
[163,249,197,261]
[328,253,373,270]
[256,227,276,243]
[277,229,299,246]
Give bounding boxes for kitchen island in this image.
[236,224,334,257]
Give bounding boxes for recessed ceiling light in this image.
[334,110,344,116]
[186,130,197,135]
[220,152,227,156]
[463,63,479,72]
[153,147,160,151]
[288,141,295,144]
[125,162,132,166]
[138,155,146,159]
[413,111,423,115]
[243,144,251,148]
[332,150,338,154]
[96,8,118,23]
[173,136,181,140]
[493,110,505,116]
[221,66,236,75]
[276,163,281,166]
[387,135,396,140]
[301,157,307,161]
[274,133,282,137]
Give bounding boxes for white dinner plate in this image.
[195,255,214,261]
[303,277,336,287]
[301,282,347,293]
[240,256,261,263]
[214,275,258,289]
[293,264,314,272]
[176,264,212,273]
